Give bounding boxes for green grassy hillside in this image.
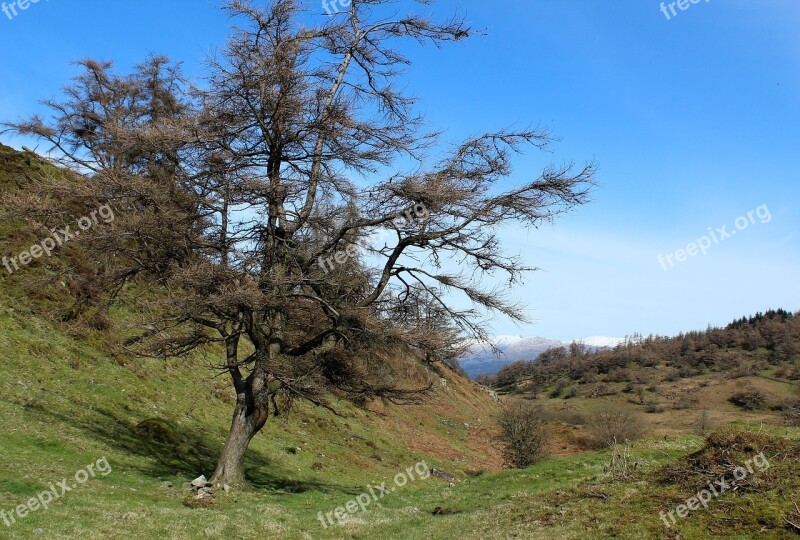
[486,312,800,444]
[2,144,800,539]
[0,282,507,539]
[1,298,798,539]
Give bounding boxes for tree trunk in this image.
[211,383,269,486]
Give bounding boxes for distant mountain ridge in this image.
[459,335,624,378]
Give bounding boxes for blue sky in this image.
[1,0,799,341]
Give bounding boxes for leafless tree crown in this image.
[4,0,594,485]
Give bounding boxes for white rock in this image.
[191,475,210,488]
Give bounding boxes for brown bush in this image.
[590,384,617,397]
[643,401,664,414]
[672,399,691,410]
[728,388,767,410]
[587,407,647,449]
[692,410,714,435]
[661,428,799,495]
[499,401,549,468]
[729,363,754,379]
[678,366,701,378]
[606,368,631,383]
[781,398,800,426]
[549,380,567,398]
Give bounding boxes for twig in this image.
[784,500,800,531]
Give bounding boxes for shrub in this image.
[606,368,630,383]
[590,384,616,398]
[608,440,637,480]
[728,388,767,410]
[729,363,754,379]
[678,366,700,378]
[781,398,800,427]
[587,407,647,449]
[672,398,691,410]
[521,382,539,399]
[549,380,567,399]
[499,401,549,468]
[692,410,713,435]
[640,356,659,368]
[643,401,664,414]
[661,428,798,493]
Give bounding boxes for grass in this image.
[0,282,798,538]
[1,142,799,537]
[0,284,503,539]
[0,275,798,539]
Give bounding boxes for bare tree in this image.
[498,401,549,468]
[587,407,646,449]
[5,0,595,487]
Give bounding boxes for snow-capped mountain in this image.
[581,336,626,348]
[459,335,624,378]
